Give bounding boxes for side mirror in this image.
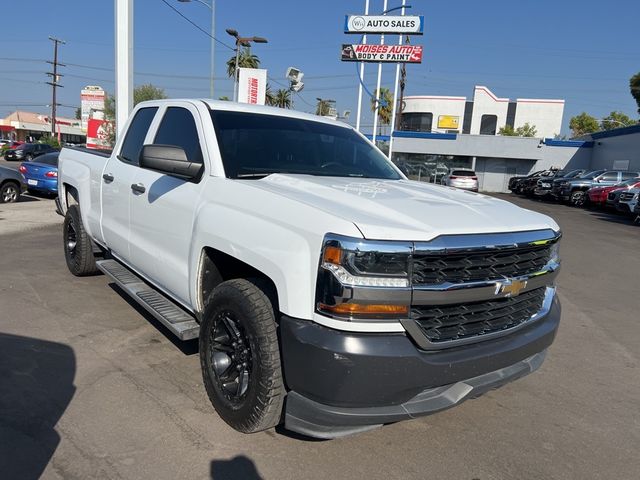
[139,145,202,180]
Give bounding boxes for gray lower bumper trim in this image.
[284,350,546,439]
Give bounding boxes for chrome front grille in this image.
[405,230,560,350]
[412,287,547,343]
[411,244,552,285]
[620,192,635,202]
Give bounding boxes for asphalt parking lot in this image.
[1,192,639,480]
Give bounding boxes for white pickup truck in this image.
[58,99,561,438]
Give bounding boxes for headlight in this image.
[316,234,411,319]
[549,240,561,264]
[541,182,551,188]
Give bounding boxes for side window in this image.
[153,107,203,164]
[621,172,638,180]
[119,107,158,164]
[480,115,497,135]
[601,172,619,181]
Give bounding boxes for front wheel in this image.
[63,205,99,276]
[570,190,586,207]
[199,278,284,434]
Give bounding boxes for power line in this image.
[158,0,235,51]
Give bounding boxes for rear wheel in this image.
[199,278,284,433]
[0,182,20,203]
[63,205,99,276]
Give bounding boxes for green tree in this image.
[569,112,600,137]
[315,98,332,116]
[498,125,516,136]
[499,123,538,137]
[265,83,276,106]
[218,96,230,101]
[104,84,168,121]
[226,47,260,79]
[630,72,640,115]
[370,87,393,133]
[270,89,292,109]
[75,107,81,120]
[600,111,636,130]
[38,134,60,149]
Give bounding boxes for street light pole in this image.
[225,29,268,102]
[178,0,215,98]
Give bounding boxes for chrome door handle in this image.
[130,183,146,194]
[103,173,114,183]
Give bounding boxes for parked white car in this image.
[440,169,479,191]
[618,188,640,214]
[57,99,561,438]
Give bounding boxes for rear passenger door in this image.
[101,106,158,261]
[128,103,207,306]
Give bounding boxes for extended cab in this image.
[58,100,562,438]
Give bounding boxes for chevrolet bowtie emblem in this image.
[497,279,528,297]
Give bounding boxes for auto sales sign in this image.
[344,15,424,35]
[341,44,423,63]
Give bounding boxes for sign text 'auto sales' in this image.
[344,15,424,35]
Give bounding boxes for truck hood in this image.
[244,175,559,241]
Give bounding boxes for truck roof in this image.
[135,98,353,130]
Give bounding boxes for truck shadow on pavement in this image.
[210,455,263,480]
[108,284,199,356]
[0,333,76,480]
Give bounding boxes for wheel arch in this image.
[196,247,280,318]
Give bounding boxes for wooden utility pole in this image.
[46,37,65,136]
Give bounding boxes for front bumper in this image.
[281,295,561,438]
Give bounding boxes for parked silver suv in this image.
[441,169,478,191]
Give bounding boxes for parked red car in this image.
[588,178,640,207]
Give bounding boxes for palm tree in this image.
[265,83,276,106]
[370,87,394,134]
[226,47,260,78]
[315,98,331,116]
[271,89,292,109]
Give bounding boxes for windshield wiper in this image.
[236,173,275,179]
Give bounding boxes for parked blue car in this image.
[19,152,59,196]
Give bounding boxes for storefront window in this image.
[480,115,498,135]
[392,153,472,184]
[400,113,433,132]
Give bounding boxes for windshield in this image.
[563,169,584,178]
[210,110,402,180]
[579,170,606,180]
[616,177,640,187]
[15,144,31,151]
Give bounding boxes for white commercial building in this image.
[401,85,564,138]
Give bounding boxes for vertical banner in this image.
[237,68,267,105]
[80,85,105,132]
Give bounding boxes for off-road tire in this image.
[0,181,20,203]
[199,278,284,433]
[63,205,99,276]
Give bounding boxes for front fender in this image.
[188,181,363,320]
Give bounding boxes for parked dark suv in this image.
[4,143,57,162]
[556,170,640,206]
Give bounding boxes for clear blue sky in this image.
[1,0,638,135]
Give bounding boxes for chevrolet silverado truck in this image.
[57,99,562,439]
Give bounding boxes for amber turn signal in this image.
[323,245,343,265]
[319,303,409,316]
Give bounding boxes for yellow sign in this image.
[437,115,460,129]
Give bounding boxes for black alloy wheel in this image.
[209,310,252,402]
[199,278,284,433]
